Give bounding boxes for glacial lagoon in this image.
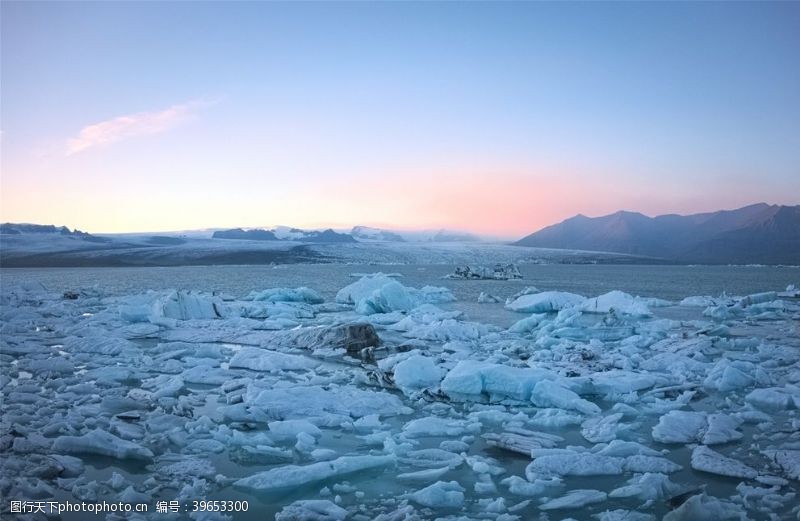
[1,263,799,520]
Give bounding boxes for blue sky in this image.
[1,1,798,235]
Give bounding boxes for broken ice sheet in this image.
[2,275,799,520]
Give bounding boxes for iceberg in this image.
[445,264,522,280]
[580,291,653,317]
[506,291,586,313]
[336,273,454,315]
[153,290,226,320]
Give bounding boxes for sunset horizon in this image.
[2,2,798,236]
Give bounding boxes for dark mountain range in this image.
[0,223,109,243]
[212,227,356,243]
[514,203,800,264]
[212,228,280,241]
[298,229,357,243]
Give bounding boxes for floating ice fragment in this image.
[581,413,625,443]
[662,492,749,520]
[703,413,744,445]
[500,476,561,497]
[763,450,800,480]
[580,291,652,317]
[508,314,548,334]
[233,455,395,494]
[154,291,226,320]
[777,284,799,298]
[441,360,556,401]
[690,446,758,479]
[268,420,322,440]
[392,355,444,394]
[609,472,684,501]
[594,440,663,458]
[745,387,797,411]
[505,291,586,313]
[399,448,463,469]
[245,287,323,304]
[52,429,153,461]
[397,467,450,483]
[478,292,502,304]
[229,348,317,372]
[531,380,601,415]
[336,274,454,314]
[651,410,707,444]
[680,296,721,307]
[409,480,465,508]
[275,500,347,521]
[402,416,467,438]
[593,510,655,521]
[247,385,411,421]
[704,360,756,392]
[527,453,624,477]
[590,371,658,395]
[539,489,607,510]
[483,429,561,456]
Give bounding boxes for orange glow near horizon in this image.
[2,164,785,239]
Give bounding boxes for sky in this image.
[1,2,799,238]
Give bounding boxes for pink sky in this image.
[2,2,798,237]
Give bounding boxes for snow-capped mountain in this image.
[350,226,405,242]
[350,226,480,243]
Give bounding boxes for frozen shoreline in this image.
[1,271,799,520]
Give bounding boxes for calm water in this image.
[2,263,796,300]
[2,263,797,327]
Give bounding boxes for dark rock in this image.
[288,322,381,353]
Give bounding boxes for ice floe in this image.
[3,274,799,519]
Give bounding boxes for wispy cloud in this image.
[66,99,210,155]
